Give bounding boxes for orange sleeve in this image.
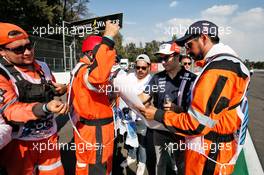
[88,37,116,85]
[154,66,249,137]
[0,75,40,123]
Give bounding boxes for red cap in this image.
[0,23,28,45]
[82,35,102,53]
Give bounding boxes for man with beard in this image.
[138,20,250,175]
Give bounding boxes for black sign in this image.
[70,13,123,33]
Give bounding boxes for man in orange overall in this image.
[138,20,250,175]
[70,21,120,175]
[0,23,68,175]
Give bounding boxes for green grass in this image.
[232,150,249,175]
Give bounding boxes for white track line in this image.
[244,130,264,175]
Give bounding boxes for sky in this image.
[88,0,264,61]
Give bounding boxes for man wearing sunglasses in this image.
[138,20,250,175]
[180,56,192,71]
[135,54,151,80]
[0,23,68,175]
[139,42,196,175]
[120,54,152,175]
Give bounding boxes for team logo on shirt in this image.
[0,88,6,104]
[158,78,166,92]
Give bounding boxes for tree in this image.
[0,0,54,31]
[144,40,160,62]
[114,33,127,58]
[113,39,162,63]
[125,43,137,62]
[243,59,264,69]
[0,0,90,33]
[243,59,251,69]
[172,34,177,41]
[62,0,90,21]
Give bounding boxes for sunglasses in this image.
[136,66,148,71]
[3,42,35,54]
[184,37,199,50]
[183,62,191,66]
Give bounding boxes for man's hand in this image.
[137,105,157,120]
[163,102,176,111]
[52,81,67,95]
[104,20,120,38]
[163,102,184,113]
[46,100,69,115]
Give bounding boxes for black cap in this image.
[176,20,218,46]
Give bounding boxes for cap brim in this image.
[136,59,150,64]
[175,34,192,46]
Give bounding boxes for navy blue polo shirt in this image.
[144,68,197,144]
[144,68,196,111]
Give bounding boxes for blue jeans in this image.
[127,121,147,163]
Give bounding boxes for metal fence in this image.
[30,36,77,72]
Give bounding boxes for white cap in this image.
[155,43,181,55]
[136,54,151,64]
